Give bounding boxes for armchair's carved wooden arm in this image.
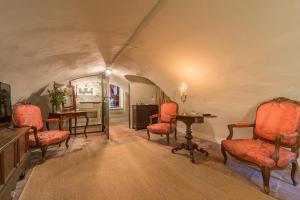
[293,129,300,158]
[30,125,42,147]
[227,122,255,140]
[272,132,300,167]
[297,129,300,156]
[149,114,160,125]
[14,124,41,147]
[272,135,283,166]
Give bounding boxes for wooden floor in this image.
[13,122,300,200]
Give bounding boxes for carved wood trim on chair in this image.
[147,101,178,145]
[221,97,300,194]
[12,104,70,162]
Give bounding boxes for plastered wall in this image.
[118,0,300,142]
[1,0,300,142]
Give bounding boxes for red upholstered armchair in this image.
[147,102,178,145]
[13,104,70,161]
[221,97,300,194]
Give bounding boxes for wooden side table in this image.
[49,111,89,138]
[172,114,217,163]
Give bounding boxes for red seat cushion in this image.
[29,130,70,147]
[222,139,296,168]
[255,101,300,145]
[147,123,175,134]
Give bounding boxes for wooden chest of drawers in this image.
[132,105,158,130]
[0,127,30,200]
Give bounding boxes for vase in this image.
[54,104,62,113]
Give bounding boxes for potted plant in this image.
[48,88,66,113]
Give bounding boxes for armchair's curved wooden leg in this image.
[41,146,48,162]
[291,161,298,186]
[221,145,227,165]
[147,130,150,141]
[175,129,177,141]
[261,167,271,194]
[292,147,299,158]
[166,134,170,145]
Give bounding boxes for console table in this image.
[0,127,30,200]
[172,114,217,163]
[49,111,89,138]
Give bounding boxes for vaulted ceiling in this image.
[1,0,300,140]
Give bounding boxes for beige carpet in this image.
[20,138,274,200]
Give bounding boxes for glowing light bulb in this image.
[180,83,187,96]
[105,68,113,76]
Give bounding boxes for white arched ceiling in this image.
[1,0,300,141]
[0,0,156,101]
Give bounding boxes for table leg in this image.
[185,123,196,162]
[69,118,72,134]
[46,121,50,130]
[59,119,62,130]
[185,123,193,148]
[171,121,209,163]
[196,146,209,157]
[74,117,77,136]
[83,116,89,138]
[171,143,185,153]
